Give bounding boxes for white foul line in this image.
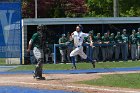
[0,81,140,93]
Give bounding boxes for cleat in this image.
[33,71,36,79]
[33,75,36,79]
[92,60,96,68]
[71,66,77,70]
[35,76,46,80]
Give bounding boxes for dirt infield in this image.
[0,71,140,93]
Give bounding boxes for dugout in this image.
[22,17,140,64]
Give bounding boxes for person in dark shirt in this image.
[121,29,129,61]
[115,32,122,61]
[129,30,137,61]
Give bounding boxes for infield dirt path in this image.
[0,71,140,93]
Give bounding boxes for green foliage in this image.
[119,0,140,17]
[0,58,5,65]
[22,0,140,18]
[86,0,113,17]
[86,0,140,17]
[22,0,87,18]
[78,73,140,89]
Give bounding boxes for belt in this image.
[75,46,81,48]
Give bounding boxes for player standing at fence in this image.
[109,33,115,61]
[129,30,137,61]
[70,25,96,69]
[27,25,46,80]
[85,30,94,60]
[59,34,68,63]
[101,33,109,62]
[93,33,102,61]
[44,42,51,63]
[66,32,73,62]
[136,28,140,60]
[121,29,129,61]
[115,32,122,61]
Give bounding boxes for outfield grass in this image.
[78,73,140,89]
[11,61,140,71]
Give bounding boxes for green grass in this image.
[11,61,140,71]
[0,58,5,65]
[78,73,140,89]
[0,58,20,66]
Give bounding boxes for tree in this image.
[65,0,87,17]
[86,0,140,17]
[22,0,35,18]
[86,0,113,17]
[22,0,140,18]
[22,0,87,18]
[119,0,140,17]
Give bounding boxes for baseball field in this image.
[0,61,140,93]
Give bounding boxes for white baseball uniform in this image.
[70,31,89,59]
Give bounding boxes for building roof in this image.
[22,17,140,25]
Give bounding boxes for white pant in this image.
[131,44,137,60]
[137,45,140,59]
[70,46,87,59]
[33,47,44,61]
[60,49,66,62]
[45,53,49,62]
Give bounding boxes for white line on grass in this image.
[0,81,140,93]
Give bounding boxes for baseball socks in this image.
[86,57,96,68]
[71,56,77,69]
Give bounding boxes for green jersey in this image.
[115,35,122,43]
[122,34,129,43]
[129,34,137,44]
[84,35,94,43]
[102,36,109,43]
[31,32,46,48]
[94,36,102,43]
[59,37,68,50]
[136,33,140,45]
[109,37,115,44]
[84,36,89,43]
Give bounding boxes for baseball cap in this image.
[123,29,126,32]
[132,29,136,32]
[62,34,66,37]
[89,30,94,34]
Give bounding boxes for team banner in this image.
[0,1,22,58]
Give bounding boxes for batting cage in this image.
[0,0,22,64]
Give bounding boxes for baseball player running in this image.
[27,25,46,80]
[70,25,96,69]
